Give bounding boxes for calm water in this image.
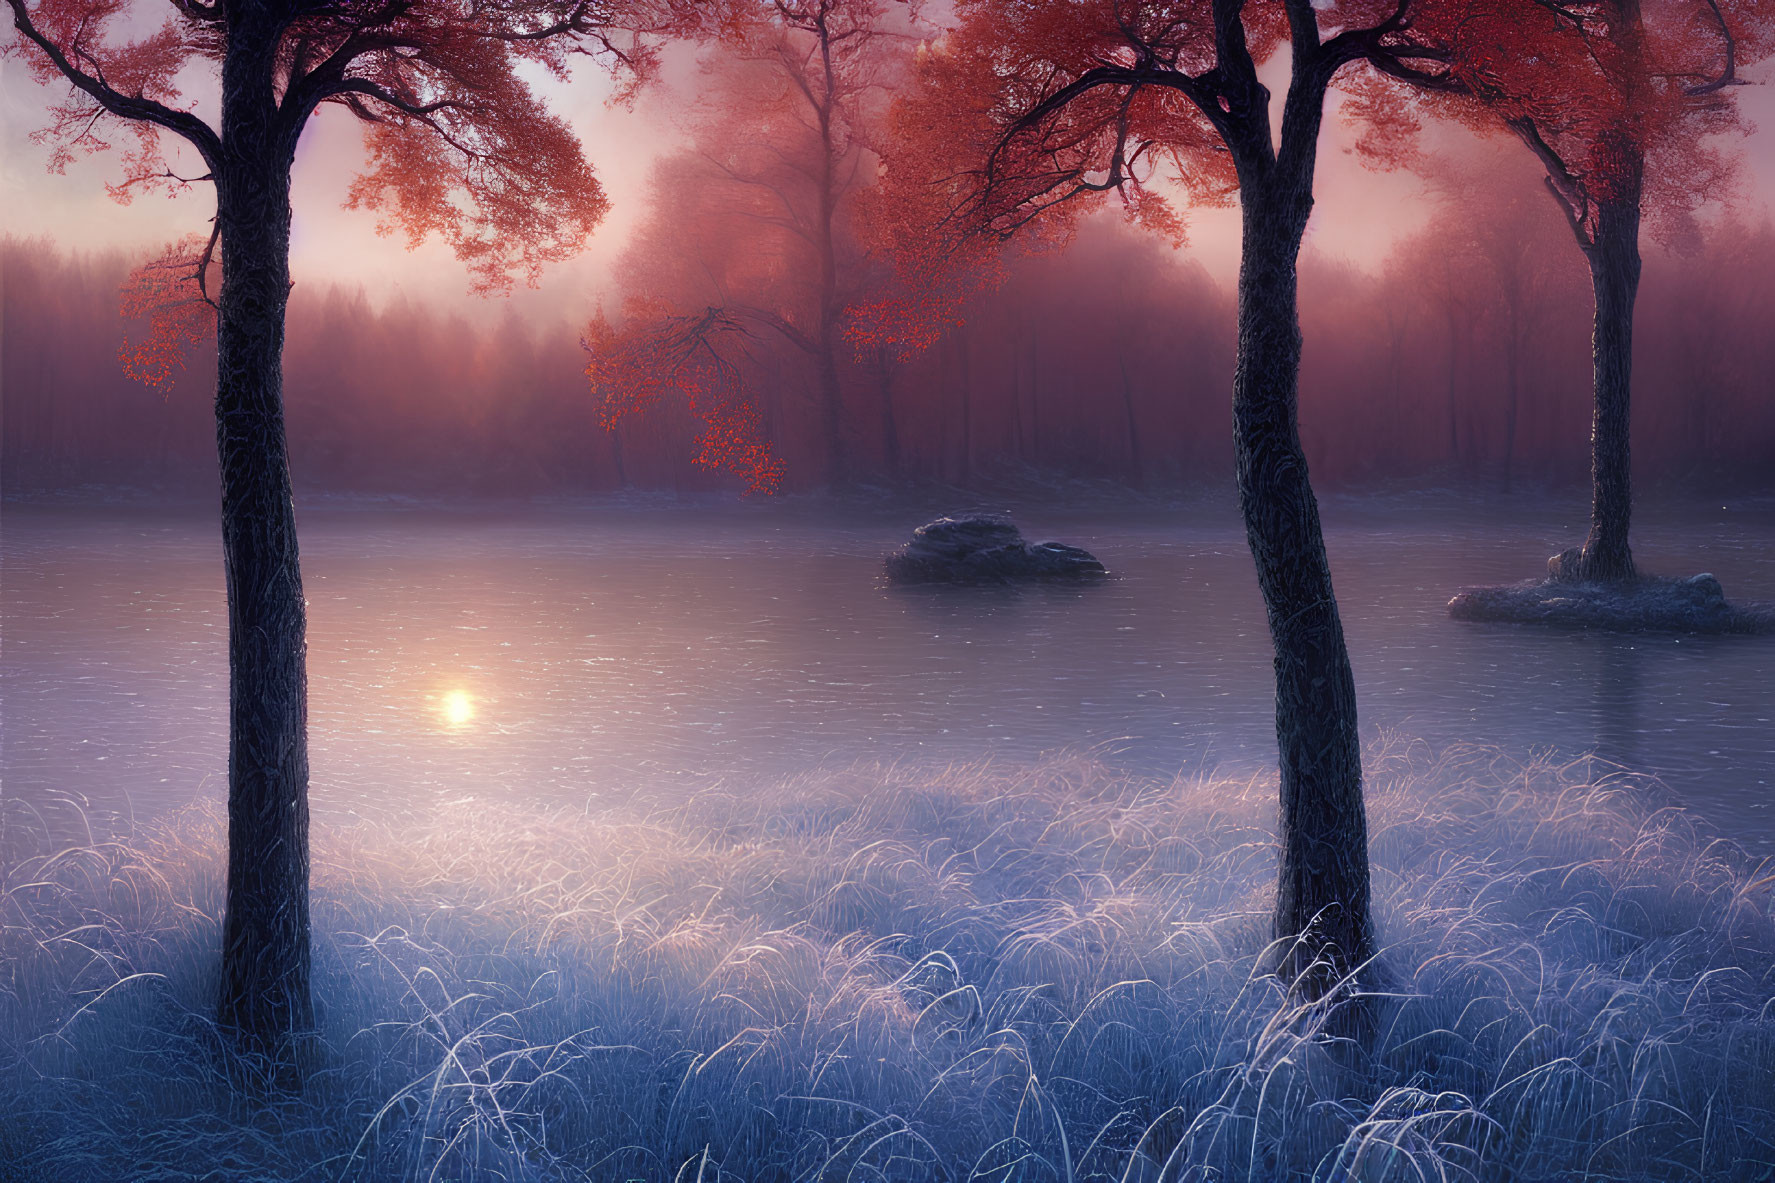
[4,496,1774,848]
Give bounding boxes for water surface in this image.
[5,495,1773,847]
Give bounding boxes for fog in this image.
[6,12,1775,1182]
[4,144,1771,499]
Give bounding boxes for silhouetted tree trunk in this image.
[1528,0,1649,584]
[1575,190,1641,581]
[214,17,312,1046]
[1225,50,1372,995]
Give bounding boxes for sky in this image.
[5,36,1775,325]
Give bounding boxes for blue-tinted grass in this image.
[2,739,1772,1180]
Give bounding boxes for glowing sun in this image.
[440,689,475,726]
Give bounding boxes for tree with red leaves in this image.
[5,0,684,1047]
[880,0,1464,994]
[586,0,922,488]
[584,299,789,493]
[1359,0,1774,580]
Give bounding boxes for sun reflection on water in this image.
[440,689,475,727]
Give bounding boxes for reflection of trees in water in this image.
[1592,638,1642,769]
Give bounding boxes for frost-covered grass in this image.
[3,741,1774,1181]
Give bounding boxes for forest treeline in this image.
[5,186,1773,498]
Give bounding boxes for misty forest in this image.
[5,0,1775,1177]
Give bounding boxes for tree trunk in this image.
[1573,191,1641,581]
[1235,179,1372,993]
[214,25,312,1046]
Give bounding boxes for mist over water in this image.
[6,495,1773,849]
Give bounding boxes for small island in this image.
[1449,553,1775,634]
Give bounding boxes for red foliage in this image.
[5,0,697,379]
[858,0,1449,357]
[1358,0,1775,248]
[583,301,786,494]
[117,232,218,392]
[593,0,932,485]
[879,4,1241,240]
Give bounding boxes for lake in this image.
[4,493,1773,848]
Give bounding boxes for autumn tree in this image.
[880,0,1463,993]
[587,0,921,487]
[5,0,683,1047]
[1366,0,1774,580]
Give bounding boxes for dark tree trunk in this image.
[1230,98,1372,992]
[214,21,312,1046]
[1573,191,1641,581]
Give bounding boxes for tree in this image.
[880,0,1456,994]
[586,0,921,487]
[1361,0,1774,579]
[5,0,682,1047]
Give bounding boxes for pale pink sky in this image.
[4,44,1774,325]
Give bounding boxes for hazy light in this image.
[441,689,475,727]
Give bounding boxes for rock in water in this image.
[1448,571,1775,634]
[885,515,1107,584]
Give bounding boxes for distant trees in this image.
[877,0,1466,995]
[1373,0,1775,580]
[4,0,683,1047]
[586,0,923,490]
[1376,149,1586,483]
[9,206,1772,498]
